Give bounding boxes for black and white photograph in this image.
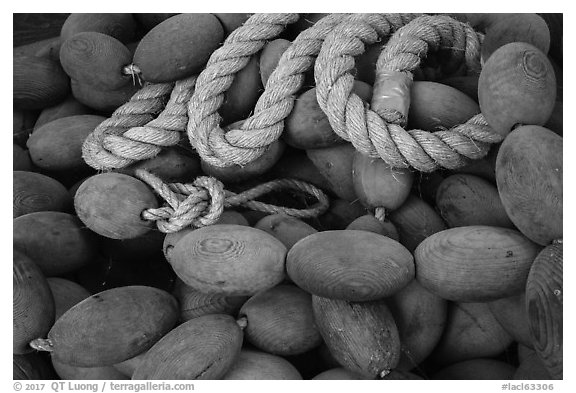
[10,7,566,390]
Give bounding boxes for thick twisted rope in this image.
[188,13,423,168]
[82,13,422,171]
[99,76,197,164]
[82,13,299,171]
[188,13,348,167]
[82,13,502,174]
[136,169,330,233]
[82,82,174,169]
[186,12,306,165]
[314,14,503,173]
[82,77,199,170]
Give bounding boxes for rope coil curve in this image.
[82,13,301,171]
[187,13,351,167]
[314,14,503,173]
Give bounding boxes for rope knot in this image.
[135,169,330,234]
[137,170,226,233]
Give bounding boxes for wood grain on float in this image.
[526,242,563,379]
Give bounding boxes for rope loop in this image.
[314,14,503,172]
